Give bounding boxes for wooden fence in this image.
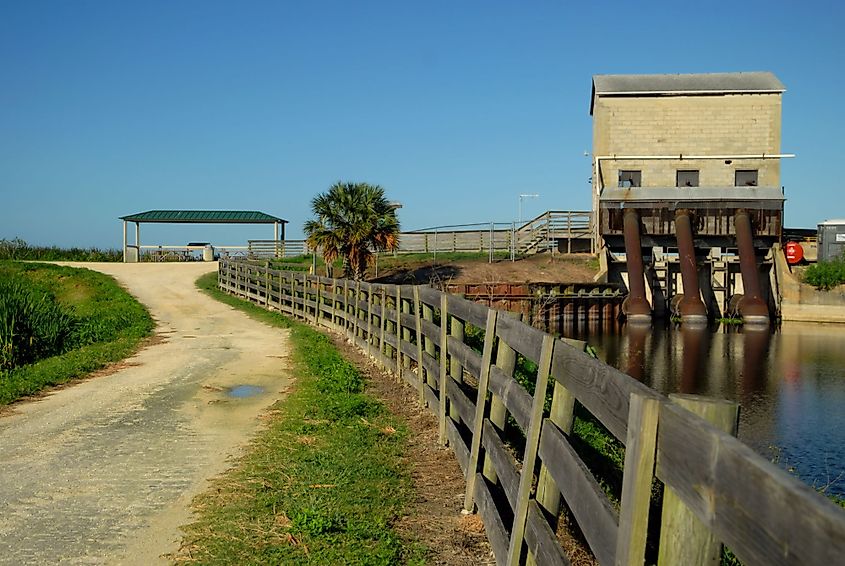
[218,260,845,566]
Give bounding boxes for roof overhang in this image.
[590,71,786,115]
[119,210,287,224]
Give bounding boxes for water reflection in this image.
[567,321,845,496]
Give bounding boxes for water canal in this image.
[564,321,845,497]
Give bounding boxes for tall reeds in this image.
[0,275,76,370]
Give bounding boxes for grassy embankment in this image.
[182,272,424,565]
[0,261,153,405]
[0,238,122,262]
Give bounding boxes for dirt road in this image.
[0,262,293,565]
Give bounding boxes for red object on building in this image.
[785,241,804,264]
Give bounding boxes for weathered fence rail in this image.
[218,259,845,566]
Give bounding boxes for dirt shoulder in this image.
[0,262,294,565]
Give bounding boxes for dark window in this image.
[618,170,641,188]
[735,170,758,187]
[676,170,699,187]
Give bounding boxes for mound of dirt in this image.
[371,253,599,286]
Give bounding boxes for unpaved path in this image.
[0,262,293,565]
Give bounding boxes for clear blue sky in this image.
[2,0,843,248]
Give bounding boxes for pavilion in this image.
[119,210,288,262]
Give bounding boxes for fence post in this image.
[448,309,465,422]
[330,278,338,327]
[290,274,297,319]
[344,280,352,338]
[438,293,449,446]
[396,286,405,383]
[354,281,362,341]
[483,312,518,483]
[527,378,577,566]
[413,286,425,404]
[366,284,374,357]
[657,395,739,566]
[463,309,498,512]
[506,334,556,566]
[615,392,662,566]
[422,302,436,390]
[264,267,270,307]
[401,291,411,372]
[315,277,323,326]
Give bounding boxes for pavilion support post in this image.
[122,221,127,263]
[135,222,140,261]
[274,223,280,258]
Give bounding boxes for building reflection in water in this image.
[574,321,844,497]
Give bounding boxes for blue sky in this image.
[1,0,843,248]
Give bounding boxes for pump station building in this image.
[591,71,792,324]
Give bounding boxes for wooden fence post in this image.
[344,280,352,339]
[422,302,436,389]
[448,312,465,422]
[533,379,576,548]
[401,292,411,371]
[279,271,285,312]
[463,309,498,512]
[366,284,374,357]
[290,273,297,319]
[396,286,404,382]
[311,276,316,322]
[330,278,338,327]
[264,267,270,307]
[615,392,661,566]
[354,281,362,340]
[506,335,555,566]
[657,395,739,566]
[483,312,518,483]
[413,286,425,404]
[438,293,449,446]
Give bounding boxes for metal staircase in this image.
[515,211,592,254]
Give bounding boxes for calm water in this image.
[566,322,845,496]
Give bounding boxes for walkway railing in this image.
[218,259,845,566]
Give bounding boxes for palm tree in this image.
[304,182,400,280]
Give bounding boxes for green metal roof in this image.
[119,210,287,224]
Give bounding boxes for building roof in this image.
[590,71,785,114]
[119,210,287,224]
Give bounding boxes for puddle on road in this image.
[227,385,266,398]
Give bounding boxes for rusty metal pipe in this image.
[674,210,707,324]
[622,209,652,322]
[734,210,770,324]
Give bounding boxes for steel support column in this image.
[673,210,707,324]
[622,209,652,322]
[734,210,769,324]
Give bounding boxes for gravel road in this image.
[0,262,293,565]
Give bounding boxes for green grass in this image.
[0,237,122,262]
[182,272,425,565]
[0,261,154,405]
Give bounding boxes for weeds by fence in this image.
[0,238,122,262]
[219,260,845,566]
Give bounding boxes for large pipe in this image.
[734,210,770,324]
[622,209,652,322]
[674,210,707,324]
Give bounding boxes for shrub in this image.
[803,257,845,290]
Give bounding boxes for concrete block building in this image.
[590,72,790,323]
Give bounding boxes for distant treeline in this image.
[0,238,122,262]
